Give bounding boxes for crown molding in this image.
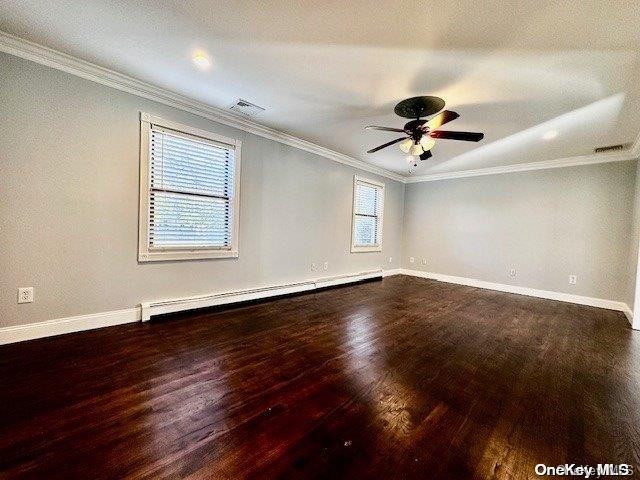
[405,147,638,183]
[407,122,640,183]
[0,31,405,183]
[2,30,639,185]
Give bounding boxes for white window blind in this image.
[351,176,384,252]
[139,114,241,261]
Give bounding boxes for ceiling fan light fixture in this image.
[399,138,414,154]
[408,143,424,156]
[420,136,435,151]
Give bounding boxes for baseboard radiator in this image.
[0,270,390,344]
[141,270,383,321]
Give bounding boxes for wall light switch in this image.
[323,262,328,271]
[509,269,517,277]
[18,287,34,304]
[311,263,317,272]
[409,257,415,264]
[388,257,393,263]
[421,258,427,265]
[569,275,577,285]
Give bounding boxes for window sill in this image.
[350,245,382,253]
[138,250,239,262]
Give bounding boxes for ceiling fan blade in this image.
[426,110,460,130]
[419,150,432,161]
[366,137,407,153]
[429,130,484,142]
[365,125,406,133]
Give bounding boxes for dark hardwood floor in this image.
[1,275,639,479]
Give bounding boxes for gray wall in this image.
[626,163,640,311]
[402,162,636,302]
[0,53,404,328]
[2,50,638,332]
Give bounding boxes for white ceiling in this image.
[2,0,639,177]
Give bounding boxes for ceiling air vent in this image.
[594,143,628,154]
[229,99,265,117]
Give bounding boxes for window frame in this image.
[351,175,385,253]
[138,113,242,262]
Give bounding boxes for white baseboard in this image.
[5,267,631,345]
[401,268,631,313]
[315,270,384,289]
[141,269,384,321]
[0,269,391,345]
[382,268,402,277]
[0,308,141,345]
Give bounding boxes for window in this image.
[138,113,241,261]
[351,175,384,252]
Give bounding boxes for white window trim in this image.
[138,112,242,262]
[351,174,384,253]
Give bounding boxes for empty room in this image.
[1,1,639,478]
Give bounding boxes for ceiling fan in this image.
[365,96,484,166]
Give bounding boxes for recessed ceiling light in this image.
[542,130,558,140]
[192,52,211,69]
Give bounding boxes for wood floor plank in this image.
[0,275,638,479]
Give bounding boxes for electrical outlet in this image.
[388,257,393,263]
[409,257,415,264]
[18,287,34,304]
[509,269,517,277]
[323,262,329,271]
[421,258,427,265]
[569,275,577,285]
[311,263,317,272]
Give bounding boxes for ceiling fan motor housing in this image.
[394,96,446,119]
